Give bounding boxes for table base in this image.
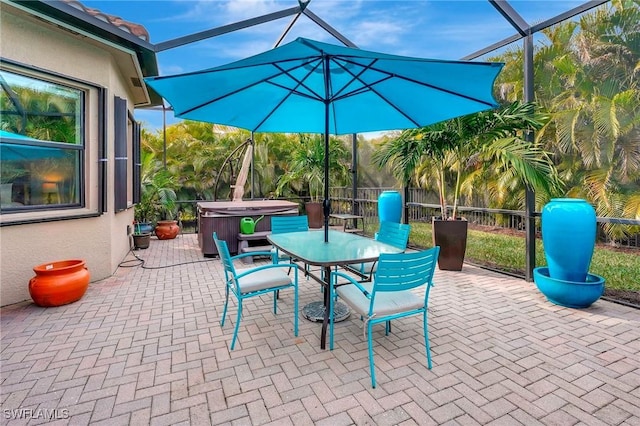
[302,301,350,323]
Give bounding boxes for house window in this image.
[0,68,84,212]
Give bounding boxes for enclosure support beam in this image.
[524,35,536,282]
[463,1,609,60]
[154,6,302,52]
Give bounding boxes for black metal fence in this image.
[176,187,639,249]
[329,187,640,248]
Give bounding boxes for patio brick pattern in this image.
[1,234,638,425]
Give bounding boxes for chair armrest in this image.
[235,262,299,280]
[330,271,372,298]
[231,251,274,262]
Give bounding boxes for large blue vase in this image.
[378,191,402,223]
[542,198,596,282]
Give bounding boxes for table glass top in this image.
[268,230,402,266]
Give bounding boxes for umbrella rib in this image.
[175,58,322,117]
[272,61,325,101]
[342,56,498,107]
[328,57,375,101]
[252,61,325,131]
[329,57,498,127]
[329,57,423,127]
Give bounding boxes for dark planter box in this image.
[432,218,468,271]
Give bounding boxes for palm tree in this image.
[134,150,177,224]
[549,1,640,237]
[490,1,640,240]
[275,134,350,202]
[252,132,300,198]
[373,101,561,219]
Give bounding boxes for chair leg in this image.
[423,310,432,369]
[293,275,299,337]
[367,319,377,388]
[221,285,230,327]
[273,290,278,314]
[385,320,391,335]
[230,299,243,350]
[329,275,335,350]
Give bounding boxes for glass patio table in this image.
[268,229,404,349]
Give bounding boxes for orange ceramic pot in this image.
[29,259,90,307]
[155,220,180,240]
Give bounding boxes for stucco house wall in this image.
[0,2,156,306]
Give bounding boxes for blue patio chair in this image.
[270,215,309,263]
[329,246,440,388]
[213,232,298,350]
[270,215,311,280]
[357,221,411,279]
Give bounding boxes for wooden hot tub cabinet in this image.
[197,200,299,256]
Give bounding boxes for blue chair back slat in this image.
[373,247,440,293]
[375,221,411,249]
[271,215,309,234]
[213,233,238,287]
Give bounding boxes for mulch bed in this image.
[602,289,640,307]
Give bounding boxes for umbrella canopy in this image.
[0,130,68,161]
[145,37,504,241]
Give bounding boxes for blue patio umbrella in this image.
[145,37,504,242]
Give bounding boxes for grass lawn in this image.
[407,221,640,293]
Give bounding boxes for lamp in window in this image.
[42,182,60,204]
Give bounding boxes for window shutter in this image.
[114,96,128,212]
[132,117,141,204]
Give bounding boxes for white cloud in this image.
[223,0,283,20]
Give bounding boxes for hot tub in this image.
[197,200,299,256]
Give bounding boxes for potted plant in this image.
[135,152,180,240]
[374,101,561,270]
[132,222,152,249]
[276,134,350,228]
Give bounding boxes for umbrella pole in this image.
[323,118,330,243]
[323,57,330,243]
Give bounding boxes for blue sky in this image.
[83,0,588,132]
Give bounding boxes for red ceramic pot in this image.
[155,220,180,240]
[29,259,90,307]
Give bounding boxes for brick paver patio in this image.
[1,233,639,425]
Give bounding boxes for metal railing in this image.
[176,188,639,249]
[330,187,640,248]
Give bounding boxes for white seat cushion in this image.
[360,261,376,274]
[236,268,292,294]
[336,282,423,317]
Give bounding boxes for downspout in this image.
[162,102,167,169]
[98,88,107,213]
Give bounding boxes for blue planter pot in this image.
[533,267,605,308]
[542,198,596,282]
[378,191,402,223]
[135,222,154,235]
